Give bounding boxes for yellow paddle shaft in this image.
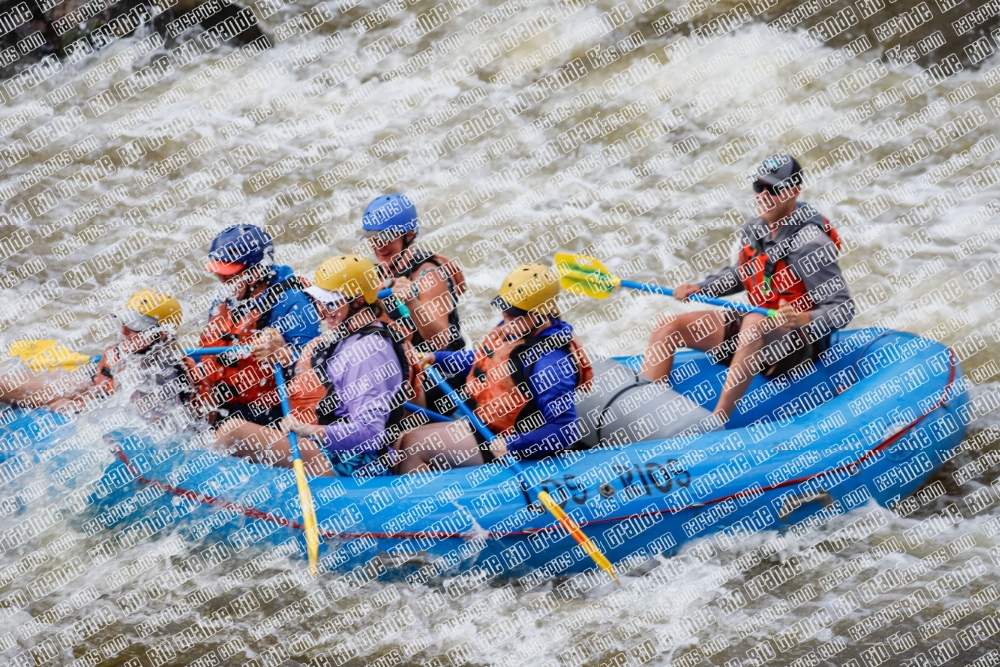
[537,491,619,584]
[293,459,320,577]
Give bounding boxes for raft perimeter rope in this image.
[110,346,958,540]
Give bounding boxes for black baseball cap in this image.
[753,153,803,190]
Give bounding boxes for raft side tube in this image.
[574,359,722,449]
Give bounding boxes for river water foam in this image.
[1,0,1000,664]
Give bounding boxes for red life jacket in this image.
[466,322,593,435]
[737,213,842,312]
[198,275,305,407]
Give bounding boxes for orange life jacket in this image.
[466,322,593,435]
[289,322,419,426]
[737,214,842,312]
[198,274,305,407]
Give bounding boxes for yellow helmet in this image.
[313,254,380,305]
[492,263,560,315]
[122,290,183,330]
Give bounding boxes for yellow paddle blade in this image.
[293,459,320,577]
[553,252,620,300]
[9,340,94,371]
[538,490,620,585]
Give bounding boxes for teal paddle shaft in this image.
[272,355,321,574]
[377,288,411,319]
[185,346,301,457]
[422,365,547,496]
[93,292,411,364]
[422,365,542,502]
[619,279,774,317]
[89,345,251,364]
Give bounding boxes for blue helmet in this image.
[205,224,274,275]
[362,194,418,238]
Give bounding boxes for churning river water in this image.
[1,0,1000,664]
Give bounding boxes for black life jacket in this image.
[290,323,414,475]
[385,248,466,352]
[314,326,409,421]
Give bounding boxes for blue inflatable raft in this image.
[0,329,969,583]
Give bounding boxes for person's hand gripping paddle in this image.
[554,252,775,317]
